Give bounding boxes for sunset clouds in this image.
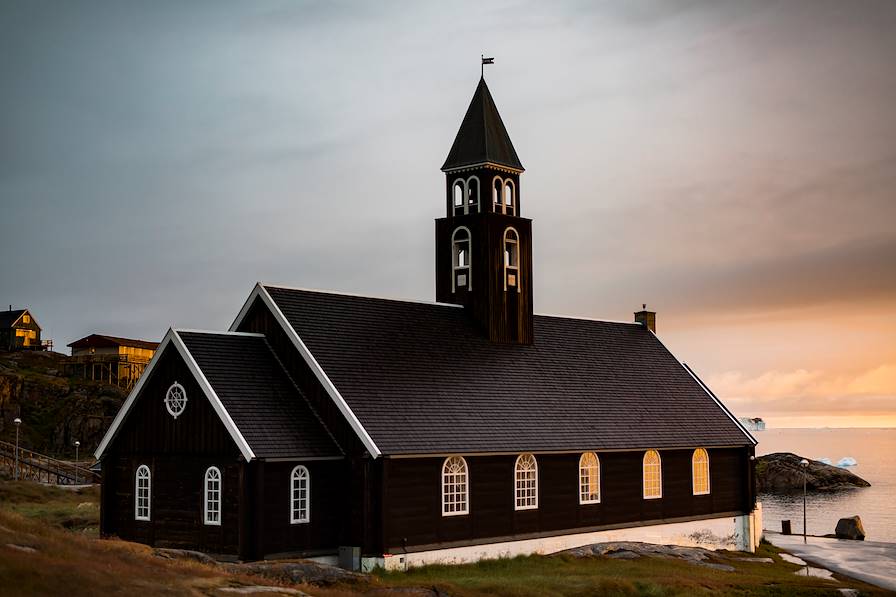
[1,0,894,426]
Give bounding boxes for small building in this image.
[94,75,760,568]
[0,307,44,351]
[66,334,159,390]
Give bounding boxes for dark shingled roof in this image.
[68,334,159,350]
[441,77,524,172]
[0,309,27,328]
[263,286,754,456]
[177,331,342,459]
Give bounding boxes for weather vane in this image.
[481,54,494,78]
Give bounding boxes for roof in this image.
[441,77,524,172]
[177,330,342,460]
[0,309,29,328]
[259,286,754,456]
[68,334,159,350]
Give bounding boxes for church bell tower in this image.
[435,76,534,344]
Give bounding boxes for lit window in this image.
[135,465,151,521]
[579,452,600,504]
[643,450,662,499]
[514,453,538,510]
[291,466,310,524]
[503,227,520,292]
[204,467,221,525]
[442,456,469,516]
[22,314,31,324]
[692,448,710,495]
[452,226,472,292]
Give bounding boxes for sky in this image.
[2,0,894,428]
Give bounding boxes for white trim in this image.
[679,359,758,446]
[95,330,175,459]
[135,464,151,521]
[466,175,481,214]
[290,465,310,524]
[229,284,382,458]
[95,329,257,461]
[171,330,256,461]
[164,381,187,418]
[441,161,524,175]
[642,449,662,499]
[514,453,538,511]
[503,226,520,293]
[503,179,516,216]
[441,456,470,517]
[692,448,711,496]
[204,466,222,526]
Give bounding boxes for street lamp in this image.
[800,458,809,543]
[13,417,22,480]
[74,440,81,484]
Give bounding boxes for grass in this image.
[0,479,890,596]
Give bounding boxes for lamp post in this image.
[800,458,809,543]
[13,417,22,480]
[74,440,80,464]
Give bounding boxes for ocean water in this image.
[756,428,896,542]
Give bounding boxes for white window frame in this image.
[135,465,151,521]
[290,465,310,524]
[452,176,480,215]
[441,456,470,516]
[514,453,538,510]
[451,226,472,292]
[204,466,222,526]
[579,452,601,504]
[503,227,520,292]
[643,450,662,499]
[692,448,711,495]
[492,176,516,215]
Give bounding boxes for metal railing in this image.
[0,440,99,485]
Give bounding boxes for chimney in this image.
[634,304,656,333]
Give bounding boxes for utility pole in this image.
[13,417,22,480]
[800,459,809,543]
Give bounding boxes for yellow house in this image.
[66,334,159,390]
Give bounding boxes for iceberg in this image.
[817,457,832,465]
[837,457,857,467]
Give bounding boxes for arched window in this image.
[503,227,520,292]
[204,466,221,525]
[692,448,710,495]
[135,465,151,521]
[451,226,472,292]
[514,453,538,510]
[442,456,469,516]
[579,452,600,504]
[466,176,480,213]
[291,466,310,524]
[643,450,662,499]
[503,180,516,215]
[492,176,503,211]
[452,179,465,215]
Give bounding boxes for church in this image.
[94,75,761,570]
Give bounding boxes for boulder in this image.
[756,453,871,493]
[834,516,866,540]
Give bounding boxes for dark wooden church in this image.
[95,76,761,570]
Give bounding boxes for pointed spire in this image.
[442,77,524,172]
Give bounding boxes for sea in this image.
[756,428,896,542]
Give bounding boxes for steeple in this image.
[435,76,533,345]
[442,77,524,173]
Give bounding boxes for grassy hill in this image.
[0,350,124,459]
[0,478,887,596]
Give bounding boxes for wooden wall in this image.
[381,448,751,552]
[101,346,243,555]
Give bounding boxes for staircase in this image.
[0,440,99,485]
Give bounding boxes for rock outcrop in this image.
[834,516,866,540]
[756,453,871,492]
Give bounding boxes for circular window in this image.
[165,382,187,419]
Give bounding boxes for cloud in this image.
[708,363,896,417]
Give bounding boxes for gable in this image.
[232,285,755,457]
[96,333,247,459]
